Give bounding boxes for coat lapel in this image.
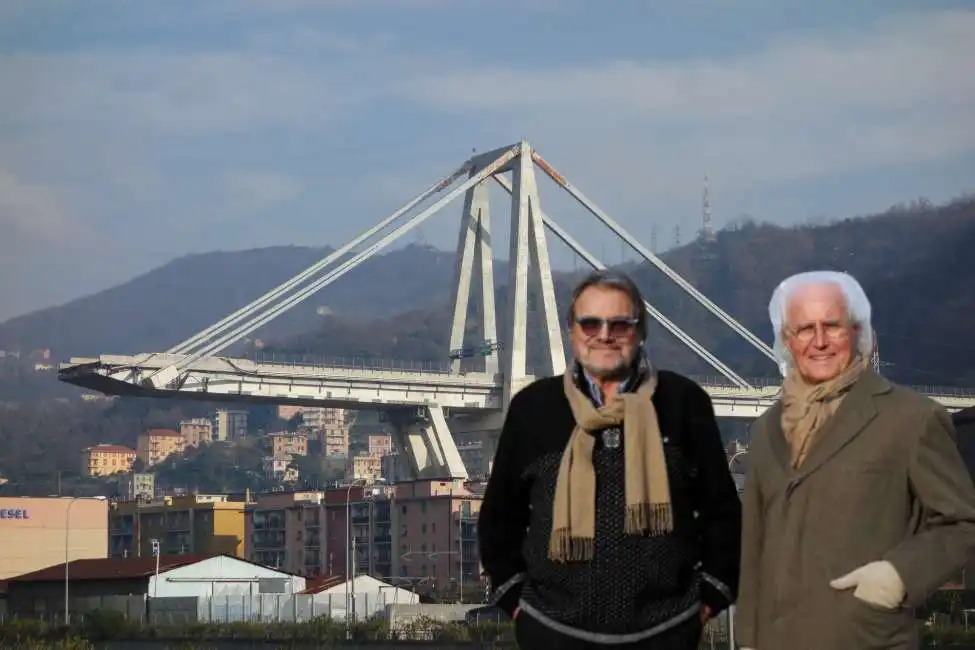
[764,402,792,473]
[757,402,796,499]
[792,371,892,481]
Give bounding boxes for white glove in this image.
[829,560,905,609]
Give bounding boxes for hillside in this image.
[1,196,973,394]
[267,197,975,387]
[0,195,971,495]
[0,243,460,359]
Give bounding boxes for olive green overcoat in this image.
[737,371,975,650]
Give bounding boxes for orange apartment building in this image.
[137,428,185,467]
[0,496,108,580]
[81,444,137,477]
[245,480,481,597]
[178,418,213,447]
[265,432,309,457]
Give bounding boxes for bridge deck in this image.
[57,353,975,419]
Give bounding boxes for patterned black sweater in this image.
[477,370,742,643]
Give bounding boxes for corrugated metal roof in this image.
[8,555,215,583]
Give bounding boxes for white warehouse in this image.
[5,553,306,623]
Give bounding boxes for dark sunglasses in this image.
[575,316,638,338]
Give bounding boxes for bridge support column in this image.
[388,405,468,480]
[448,180,498,376]
[503,141,566,404]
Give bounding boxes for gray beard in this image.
[580,349,639,380]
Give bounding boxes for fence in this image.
[149,592,410,625]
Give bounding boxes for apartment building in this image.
[214,409,248,441]
[136,429,185,467]
[178,418,213,447]
[109,493,248,559]
[323,428,350,456]
[393,480,480,591]
[247,490,329,576]
[277,407,352,454]
[246,485,396,580]
[262,455,299,482]
[297,407,352,430]
[244,480,481,597]
[119,472,155,501]
[346,454,382,483]
[265,432,308,457]
[367,434,393,456]
[81,444,136,477]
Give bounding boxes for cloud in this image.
[222,170,302,213]
[0,2,973,322]
[0,44,391,136]
[0,169,84,252]
[395,9,975,198]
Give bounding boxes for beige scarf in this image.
[550,369,673,563]
[780,356,868,468]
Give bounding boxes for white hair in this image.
[768,270,875,377]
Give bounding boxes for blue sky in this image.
[1,0,973,322]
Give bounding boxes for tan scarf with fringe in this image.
[550,370,673,563]
[781,356,868,468]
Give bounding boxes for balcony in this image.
[252,530,286,549]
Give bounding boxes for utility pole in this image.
[458,508,464,603]
[351,534,357,623]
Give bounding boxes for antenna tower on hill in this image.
[701,174,716,243]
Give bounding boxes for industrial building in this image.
[0,496,108,581]
[3,554,304,622]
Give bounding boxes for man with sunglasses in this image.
[478,270,742,649]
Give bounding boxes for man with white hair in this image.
[737,270,975,650]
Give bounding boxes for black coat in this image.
[477,370,742,642]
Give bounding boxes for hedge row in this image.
[0,610,514,643]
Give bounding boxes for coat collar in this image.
[767,370,893,482]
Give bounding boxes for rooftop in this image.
[85,444,136,454]
[8,555,214,583]
[142,428,181,438]
[298,574,346,594]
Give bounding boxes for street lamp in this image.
[728,439,749,473]
[64,496,107,626]
[150,539,161,598]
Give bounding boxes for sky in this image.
[1,0,973,322]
